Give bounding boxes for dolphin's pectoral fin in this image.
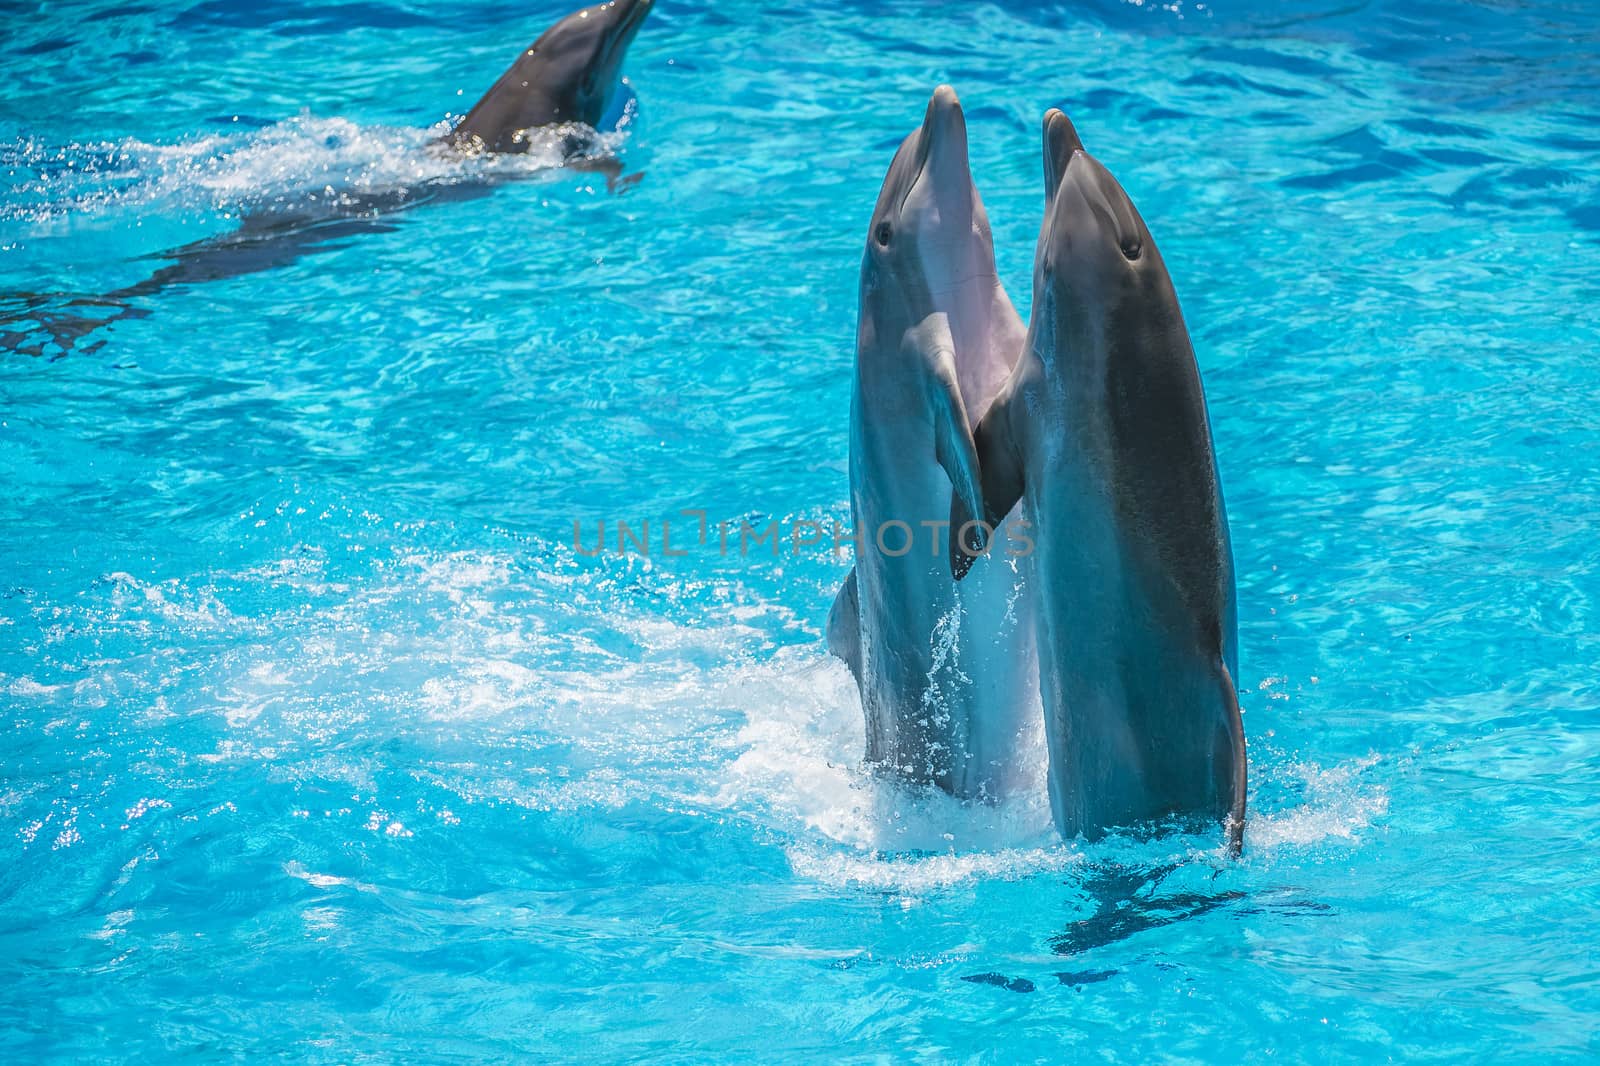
[904,317,984,580]
[949,482,979,581]
[934,398,984,579]
[568,155,620,185]
[566,156,644,195]
[1218,662,1247,857]
[951,393,1024,581]
[825,568,862,680]
[611,169,645,195]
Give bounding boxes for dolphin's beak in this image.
[1042,108,1085,200]
[919,84,971,193]
[621,0,654,33]
[600,0,653,56]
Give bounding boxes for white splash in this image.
[1247,753,1389,848]
[1,112,624,227]
[34,541,1390,894]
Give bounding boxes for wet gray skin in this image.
[828,86,1039,800]
[964,110,1246,851]
[448,0,654,153]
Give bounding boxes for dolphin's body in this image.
[827,86,1038,800]
[963,111,1245,850]
[2,0,653,358]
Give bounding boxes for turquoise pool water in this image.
[4,0,1599,1059]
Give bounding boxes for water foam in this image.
[702,648,1068,891]
[312,549,1385,880]
[27,540,1389,894]
[1,112,626,228]
[1246,754,1389,848]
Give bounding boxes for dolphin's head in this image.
[859,85,999,352]
[527,0,654,126]
[1031,109,1181,368]
[452,0,654,151]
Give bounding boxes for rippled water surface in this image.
[4,0,1600,1060]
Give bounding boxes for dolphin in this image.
[827,86,1038,800]
[1,0,654,359]
[959,110,1246,851]
[446,0,655,154]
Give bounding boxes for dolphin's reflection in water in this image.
[1049,860,1251,958]
[1052,860,1333,974]
[961,858,1331,993]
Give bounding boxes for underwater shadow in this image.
[1049,859,1249,958]
[1049,855,1333,974]
[0,151,638,360]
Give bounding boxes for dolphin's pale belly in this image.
[852,421,1037,799]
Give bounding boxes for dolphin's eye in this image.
[874,220,893,247]
[1120,236,1142,261]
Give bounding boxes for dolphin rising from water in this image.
[960,110,1246,852]
[828,86,1040,800]
[447,0,654,153]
